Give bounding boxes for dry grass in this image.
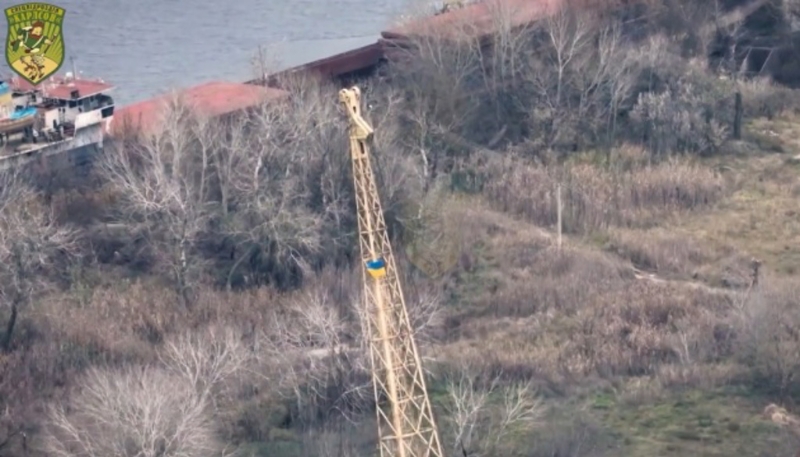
[413,111,800,452]
[422,117,800,453]
[479,147,726,235]
[603,227,712,278]
[669,115,800,277]
[438,216,734,387]
[426,190,799,454]
[30,279,279,367]
[589,387,800,457]
[438,148,796,377]
[432,153,748,390]
[601,227,756,288]
[474,123,800,290]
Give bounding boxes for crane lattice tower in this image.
[339,86,445,457]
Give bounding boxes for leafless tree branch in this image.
[0,170,80,351]
[444,366,544,457]
[100,96,211,305]
[43,366,232,457]
[159,327,249,402]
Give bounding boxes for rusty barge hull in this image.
[111,0,571,141]
[254,42,386,88]
[245,0,568,91]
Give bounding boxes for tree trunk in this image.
[2,302,19,352]
[734,91,743,140]
[227,245,255,291]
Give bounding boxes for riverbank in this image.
[109,0,547,134]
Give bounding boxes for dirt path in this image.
[630,267,741,297]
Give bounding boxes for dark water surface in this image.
[2,0,414,105]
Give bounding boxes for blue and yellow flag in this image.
[366,258,387,279]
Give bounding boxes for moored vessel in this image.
[0,72,114,155]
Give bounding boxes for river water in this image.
[2,0,421,106]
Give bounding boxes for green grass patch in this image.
[585,387,790,457]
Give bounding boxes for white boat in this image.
[1,72,115,157]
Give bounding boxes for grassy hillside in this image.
[422,123,800,455]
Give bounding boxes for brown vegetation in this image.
[3,0,800,456]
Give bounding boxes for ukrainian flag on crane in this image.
[366,257,387,279]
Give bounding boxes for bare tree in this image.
[389,15,484,183]
[446,369,495,455]
[364,83,425,205]
[258,289,348,356]
[255,289,371,426]
[100,97,211,304]
[522,7,596,148]
[481,0,538,97]
[599,24,639,149]
[43,366,231,457]
[243,273,442,429]
[509,5,651,152]
[250,42,283,84]
[0,171,79,351]
[104,78,351,291]
[209,112,248,219]
[224,172,323,288]
[188,112,223,206]
[406,287,446,346]
[220,79,342,289]
[444,367,544,457]
[159,326,250,402]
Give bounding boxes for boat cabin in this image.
[9,73,115,134]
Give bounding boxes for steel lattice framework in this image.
[339,86,445,457]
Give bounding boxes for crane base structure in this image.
[339,86,445,457]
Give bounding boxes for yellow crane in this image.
[338,86,445,457]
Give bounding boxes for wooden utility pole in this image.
[734,91,743,140]
[557,184,562,252]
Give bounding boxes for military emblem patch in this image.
[5,3,65,85]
